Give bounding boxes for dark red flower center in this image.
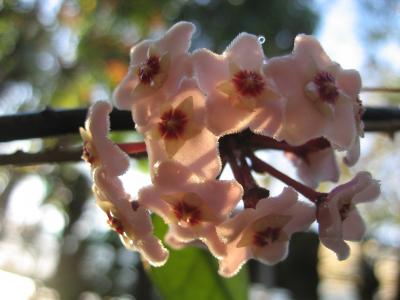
[173,201,202,225]
[82,141,95,164]
[253,227,280,247]
[107,213,124,235]
[313,71,339,104]
[138,55,161,85]
[158,108,188,140]
[232,70,265,97]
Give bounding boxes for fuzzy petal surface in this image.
[286,147,339,188]
[264,34,362,153]
[143,79,221,179]
[318,172,380,260]
[82,101,130,176]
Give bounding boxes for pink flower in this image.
[79,101,130,177]
[217,188,315,277]
[140,79,221,179]
[81,101,168,266]
[113,22,195,127]
[193,32,284,137]
[286,146,339,188]
[138,160,243,258]
[264,34,363,162]
[93,168,169,266]
[317,172,380,260]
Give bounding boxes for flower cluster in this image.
[81,22,380,277]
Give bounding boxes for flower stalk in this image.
[248,152,326,203]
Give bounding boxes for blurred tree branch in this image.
[0,105,399,166]
[0,147,147,166]
[0,105,399,142]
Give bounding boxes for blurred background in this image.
[0,0,399,299]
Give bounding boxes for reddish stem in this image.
[117,142,147,154]
[249,135,330,156]
[248,152,325,203]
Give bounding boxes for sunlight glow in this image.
[0,270,36,300]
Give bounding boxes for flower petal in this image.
[253,241,289,265]
[151,160,198,187]
[206,91,254,136]
[218,237,252,278]
[351,172,381,204]
[343,138,360,167]
[292,34,332,76]
[86,101,130,176]
[249,86,284,137]
[225,33,265,70]
[191,179,243,222]
[342,209,366,241]
[336,69,362,99]
[254,187,298,217]
[217,209,255,242]
[285,201,316,233]
[324,95,357,150]
[192,48,229,93]
[155,21,195,56]
[138,185,172,222]
[130,40,152,66]
[199,225,227,258]
[144,80,222,179]
[138,235,169,267]
[321,236,350,260]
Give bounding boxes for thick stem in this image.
[0,147,147,166]
[248,152,325,203]
[0,106,398,142]
[238,155,258,189]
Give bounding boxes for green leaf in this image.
[149,216,249,300]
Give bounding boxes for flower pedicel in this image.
[81,22,380,276]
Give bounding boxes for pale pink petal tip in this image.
[225,32,264,69]
[322,237,351,260]
[160,21,196,54]
[218,257,248,278]
[139,236,169,267]
[164,231,189,250]
[85,101,130,176]
[343,138,360,166]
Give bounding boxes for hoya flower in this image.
[217,188,315,277]
[79,101,129,176]
[264,34,363,161]
[113,22,195,126]
[93,168,169,266]
[142,79,221,180]
[286,146,339,188]
[138,160,243,258]
[193,32,284,137]
[317,172,380,260]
